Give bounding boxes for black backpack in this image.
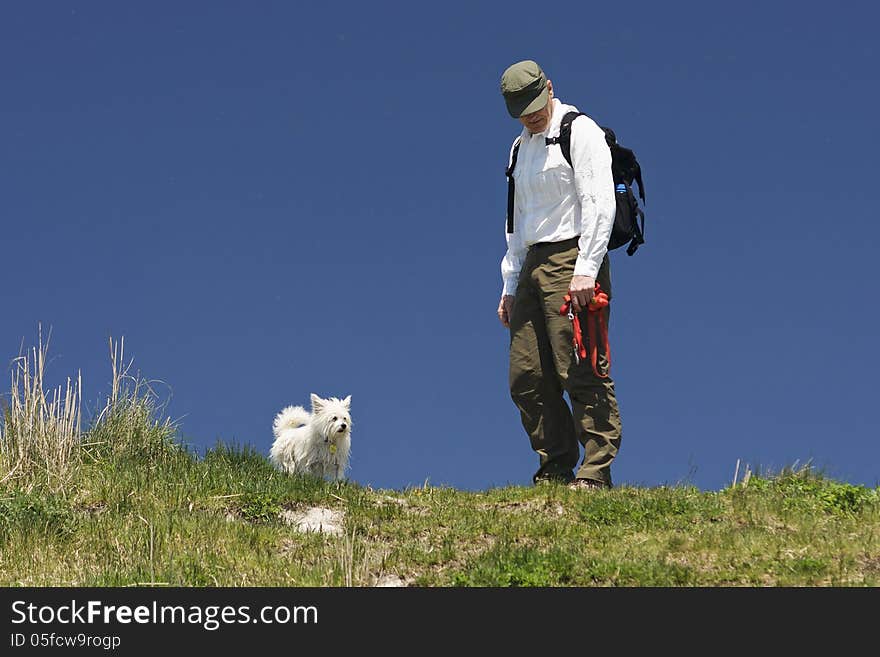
[506,111,646,256]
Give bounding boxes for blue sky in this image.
[2,1,878,493]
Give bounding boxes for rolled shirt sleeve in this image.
[570,117,615,279]
[501,137,526,296]
[501,225,525,296]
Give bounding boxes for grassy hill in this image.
[2,338,879,587]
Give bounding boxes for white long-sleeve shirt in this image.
[500,98,616,296]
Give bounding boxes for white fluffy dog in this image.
[270,393,352,481]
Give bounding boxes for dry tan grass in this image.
[0,326,82,492]
[0,331,166,491]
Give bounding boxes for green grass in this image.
[1,443,878,586]
[1,336,879,586]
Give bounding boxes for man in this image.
[497,60,622,490]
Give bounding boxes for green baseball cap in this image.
[500,60,549,118]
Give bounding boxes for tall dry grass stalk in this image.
[85,336,177,462]
[93,335,133,428]
[0,326,82,491]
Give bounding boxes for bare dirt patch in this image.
[280,506,345,535]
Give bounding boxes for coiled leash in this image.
[559,284,611,379]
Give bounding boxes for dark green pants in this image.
[508,238,622,486]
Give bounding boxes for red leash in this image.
[559,283,610,379]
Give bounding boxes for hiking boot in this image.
[534,472,575,486]
[567,478,608,491]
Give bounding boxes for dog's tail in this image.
[273,405,311,435]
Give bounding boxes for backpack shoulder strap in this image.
[545,111,584,169]
[505,136,522,234]
[633,159,645,203]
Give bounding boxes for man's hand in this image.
[498,295,515,328]
[568,275,595,313]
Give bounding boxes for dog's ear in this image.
[310,393,325,413]
[342,395,351,409]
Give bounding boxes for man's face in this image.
[518,82,553,134]
[519,102,551,134]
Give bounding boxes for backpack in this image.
[506,111,646,256]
